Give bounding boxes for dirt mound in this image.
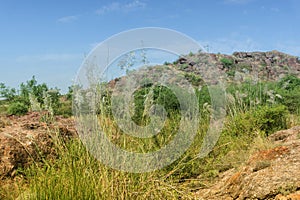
[0,112,76,178]
[196,126,300,199]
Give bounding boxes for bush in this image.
[132,85,180,125]
[0,83,16,101]
[7,102,28,116]
[278,74,300,91]
[276,75,300,114]
[19,76,48,106]
[278,89,300,114]
[56,99,73,117]
[201,104,288,174]
[220,57,236,78]
[220,57,234,68]
[184,73,203,86]
[253,105,288,136]
[224,104,288,138]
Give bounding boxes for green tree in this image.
[0,83,16,101]
[19,76,48,106]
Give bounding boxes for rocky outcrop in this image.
[107,50,300,88]
[232,50,300,79]
[196,126,300,200]
[176,50,300,83]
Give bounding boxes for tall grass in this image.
[21,138,197,200]
[2,74,298,199]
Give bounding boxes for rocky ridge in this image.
[176,50,300,82]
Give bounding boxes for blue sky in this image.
[1,0,299,92]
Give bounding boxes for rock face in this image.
[176,50,300,83]
[196,126,300,200]
[0,112,76,177]
[232,50,300,79]
[108,50,300,88]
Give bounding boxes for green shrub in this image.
[196,85,211,109]
[18,76,62,114]
[132,85,181,125]
[19,76,48,106]
[7,102,28,116]
[0,105,7,114]
[276,75,300,114]
[224,105,288,138]
[0,83,16,101]
[46,89,62,115]
[188,51,194,56]
[220,57,236,78]
[278,74,300,91]
[253,105,288,136]
[184,73,203,86]
[220,57,234,68]
[200,104,288,174]
[179,63,189,70]
[226,70,236,77]
[237,63,252,72]
[279,89,300,114]
[56,100,73,117]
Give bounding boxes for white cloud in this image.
[199,37,261,54]
[96,2,120,15]
[123,0,146,10]
[270,7,280,12]
[224,0,255,4]
[96,0,146,15]
[200,37,300,56]
[16,53,83,62]
[274,41,300,56]
[57,15,79,23]
[261,6,280,12]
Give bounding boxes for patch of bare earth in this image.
[0,112,77,198]
[196,126,300,200]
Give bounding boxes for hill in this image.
[0,50,299,199]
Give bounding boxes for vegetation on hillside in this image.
[0,62,299,199]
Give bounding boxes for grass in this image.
[19,139,196,200]
[0,73,299,199]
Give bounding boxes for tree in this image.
[0,83,16,101]
[19,76,49,106]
